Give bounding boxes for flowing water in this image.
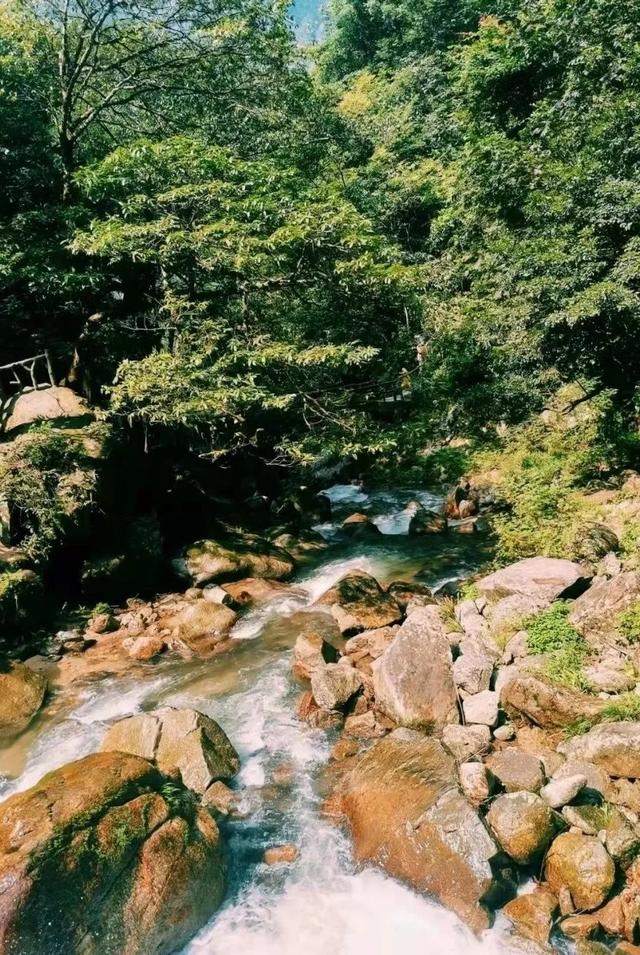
[0,485,522,955]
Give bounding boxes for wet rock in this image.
[340,733,510,932]
[102,706,239,795]
[221,577,304,609]
[503,887,558,946]
[0,752,224,955]
[407,502,448,535]
[486,792,556,865]
[541,774,587,809]
[386,581,434,612]
[311,664,362,711]
[501,673,605,728]
[442,724,492,762]
[342,513,382,538]
[0,662,47,739]
[477,557,589,603]
[264,844,299,865]
[569,573,640,643]
[545,833,615,911]
[459,762,494,807]
[486,749,546,793]
[161,600,237,656]
[315,570,403,634]
[202,781,236,819]
[560,914,601,940]
[373,606,459,730]
[178,534,294,586]
[292,615,342,682]
[462,689,499,727]
[559,723,640,779]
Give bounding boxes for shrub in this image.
[617,603,640,643]
[526,602,591,691]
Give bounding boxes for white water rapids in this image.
[0,486,524,955]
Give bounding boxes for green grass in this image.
[617,602,640,643]
[526,602,591,691]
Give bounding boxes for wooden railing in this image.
[0,352,57,432]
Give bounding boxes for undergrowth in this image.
[525,602,591,691]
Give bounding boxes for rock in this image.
[503,888,558,946]
[125,633,166,661]
[344,626,397,661]
[4,386,92,433]
[201,781,237,819]
[442,724,492,762]
[315,570,403,634]
[541,774,587,809]
[264,844,299,865]
[311,664,362,711]
[342,513,381,537]
[596,894,625,936]
[477,558,589,603]
[453,646,494,694]
[501,673,605,728]
[0,752,224,955]
[202,583,233,604]
[486,792,556,865]
[572,523,620,566]
[0,569,44,630]
[486,749,546,793]
[387,581,434,612]
[292,612,342,680]
[560,914,601,940]
[297,691,344,730]
[88,612,118,634]
[178,534,294,586]
[494,723,516,742]
[569,573,640,643]
[160,600,237,655]
[102,706,239,795]
[373,606,459,730]
[407,502,448,535]
[455,599,489,640]
[487,594,549,638]
[463,690,499,727]
[559,723,640,779]
[585,664,636,694]
[612,779,640,813]
[554,760,612,800]
[343,711,391,739]
[459,762,494,807]
[339,733,510,932]
[0,662,47,739]
[545,833,615,911]
[221,577,304,608]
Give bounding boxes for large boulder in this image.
[177,534,294,586]
[314,570,403,634]
[0,662,47,739]
[407,502,447,535]
[102,706,240,794]
[4,386,92,434]
[558,723,640,779]
[545,833,615,911]
[339,732,511,932]
[160,599,237,656]
[501,673,605,728]
[0,752,224,955]
[373,606,459,730]
[486,792,556,865]
[569,573,640,642]
[477,557,589,603]
[486,749,546,793]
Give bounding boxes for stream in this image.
[0,485,519,955]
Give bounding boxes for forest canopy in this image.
[2,0,640,468]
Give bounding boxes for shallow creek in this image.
[0,486,522,955]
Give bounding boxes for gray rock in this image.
[558,722,640,779]
[455,599,489,640]
[501,673,605,728]
[493,723,516,742]
[463,690,499,727]
[373,606,459,730]
[584,664,635,694]
[488,595,548,638]
[540,774,587,809]
[477,558,589,604]
[311,663,362,711]
[453,647,494,695]
[486,749,546,793]
[553,760,612,799]
[569,572,640,643]
[442,724,492,762]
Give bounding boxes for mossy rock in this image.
[0,569,44,632]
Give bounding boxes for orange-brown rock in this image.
[501,673,605,728]
[0,752,225,955]
[314,570,403,634]
[263,844,299,865]
[339,731,512,933]
[503,887,558,945]
[545,833,615,912]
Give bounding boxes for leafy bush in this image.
[617,604,640,644]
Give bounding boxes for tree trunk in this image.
[60,131,75,203]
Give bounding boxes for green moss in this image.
[0,568,43,630]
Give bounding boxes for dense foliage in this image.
[3,0,640,483]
